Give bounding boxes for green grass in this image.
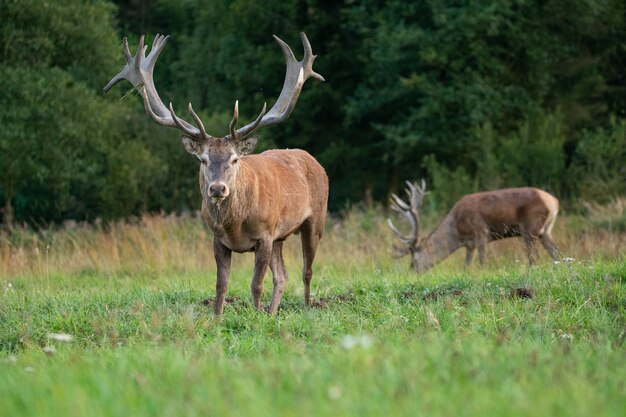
[1,211,625,416]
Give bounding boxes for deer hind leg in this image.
[477,240,487,266]
[522,233,536,268]
[540,233,560,260]
[465,246,475,267]
[300,219,321,307]
[268,241,288,314]
[251,239,272,311]
[475,232,488,266]
[538,200,559,260]
[213,239,232,317]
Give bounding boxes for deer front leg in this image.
[213,238,232,317]
[251,239,272,311]
[268,241,288,314]
[465,247,475,267]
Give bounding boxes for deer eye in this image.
[232,158,239,165]
[200,157,208,165]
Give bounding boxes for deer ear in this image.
[235,136,258,155]
[181,136,202,156]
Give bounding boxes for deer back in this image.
[451,187,558,239]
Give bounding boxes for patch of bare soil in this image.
[310,290,356,309]
[509,287,534,299]
[200,296,246,308]
[422,288,465,301]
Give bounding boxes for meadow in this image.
[0,205,625,417]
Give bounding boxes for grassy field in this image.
[1,207,625,417]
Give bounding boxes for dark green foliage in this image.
[570,119,626,201]
[1,0,626,224]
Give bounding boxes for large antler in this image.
[105,33,323,143]
[104,34,207,141]
[226,32,325,141]
[387,180,427,258]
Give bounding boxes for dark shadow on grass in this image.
[199,296,248,311]
[277,290,358,313]
[398,283,468,304]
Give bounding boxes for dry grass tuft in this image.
[0,206,624,279]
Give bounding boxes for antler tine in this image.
[226,32,324,140]
[299,32,325,82]
[104,34,206,141]
[390,196,418,236]
[387,181,427,256]
[229,101,239,141]
[168,103,203,138]
[387,219,414,244]
[390,193,410,210]
[227,101,267,142]
[406,180,427,223]
[188,103,208,139]
[243,101,267,138]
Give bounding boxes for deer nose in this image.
[209,182,228,198]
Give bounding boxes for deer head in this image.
[387,180,430,272]
[104,33,324,201]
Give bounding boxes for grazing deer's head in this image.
[104,33,324,202]
[387,180,430,272]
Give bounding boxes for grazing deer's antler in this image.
[387,179,427,258]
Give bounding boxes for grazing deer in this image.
[388,181,559,272]
[104,33,328,315]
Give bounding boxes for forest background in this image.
[2,0,626,226]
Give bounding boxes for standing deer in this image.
[388,181,559,272]
[104,33,328,315]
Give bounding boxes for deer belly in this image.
[214,232,256,253]
[274,208,312,240]
[488,224,521,239]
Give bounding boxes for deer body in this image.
[105,33,327,315]
[200,149,328,314]
[389,184,559,272]
[200,150,327,252]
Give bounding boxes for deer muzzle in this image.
[209,182,229,199]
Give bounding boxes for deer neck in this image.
[420,215,462,268]
[202,161,256,230]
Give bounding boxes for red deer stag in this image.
[388,181,559,272]
[104,33,328,315]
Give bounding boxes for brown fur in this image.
[200,148,328,315]
[104,32,328,316]
[410,187,559,272]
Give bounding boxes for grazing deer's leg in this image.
[522,233,536,267]
[465,247,475,267]
[300,220,321,306]
[540,233,559,260]
[478,245,486,266]
[477,235,487,266]
[268,241,288,314]
[251,239,272,311]
[213,239,232,316]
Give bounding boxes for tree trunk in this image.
[386,164,399,211]
[363,177,374,209]
[2,194,14,233]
